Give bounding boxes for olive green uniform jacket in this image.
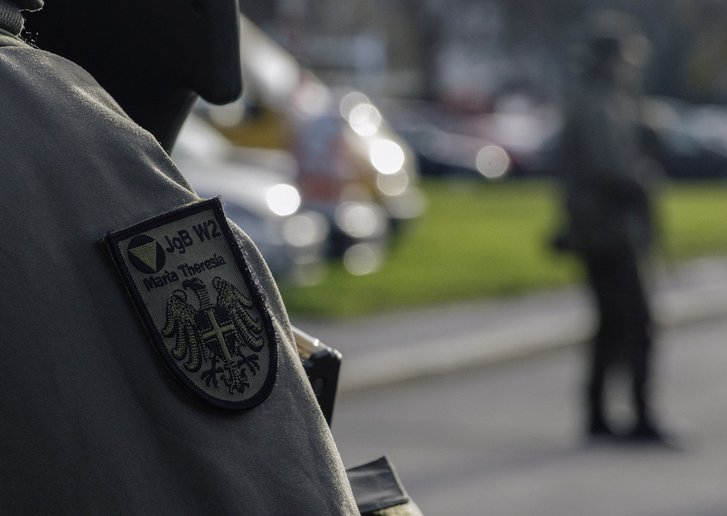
[0,31,357,515]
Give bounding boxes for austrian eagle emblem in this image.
[162,277,264,396]
[106,199,278,410]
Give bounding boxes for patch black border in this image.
[105,198,278,410]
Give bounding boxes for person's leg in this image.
[618,254,664,439]
[583,253,622,436]
[630,330,659,434]
[586,333,613,435]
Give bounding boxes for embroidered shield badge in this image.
[106,198,278,409]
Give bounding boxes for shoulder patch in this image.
[106,198,278,410]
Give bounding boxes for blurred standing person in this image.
[556,10,665,441]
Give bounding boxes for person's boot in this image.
[629,372,667,443]
[586,374,615,440]
[586,408,617,440]
[624,411,668,443]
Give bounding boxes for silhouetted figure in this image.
[556,10,665,442]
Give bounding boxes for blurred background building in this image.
[236,0,727,188]
[245,0,727,107]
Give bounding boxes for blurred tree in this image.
[260,0,727,105]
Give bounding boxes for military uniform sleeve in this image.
[0,35,358,515]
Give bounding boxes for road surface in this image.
[332,316,727,516]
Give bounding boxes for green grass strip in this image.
[280,179,727,318]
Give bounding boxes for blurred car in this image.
[195,15,425,274]
[172,114,329,285]
[335,89,426,232]
[525,95,727,181]
[393,121,512,180]
[283,80,394,269]
[640,96,727,179]
[381,99,515,180]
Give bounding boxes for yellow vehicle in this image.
[198,15,424,273]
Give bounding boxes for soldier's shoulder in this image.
[0,36,126,120]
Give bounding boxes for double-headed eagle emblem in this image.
[161,276,266,395]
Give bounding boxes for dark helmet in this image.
[25,0,243,151]
[579,10,651,77]
[15,0,43,9]
[1,0,43,34]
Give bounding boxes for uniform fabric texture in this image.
[0,1,22,34]
[0,33,356,514]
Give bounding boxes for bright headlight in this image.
[475,145,511,179]
[335,202,387,239]
[266,184,301,216]
[343,243,384,276]
[348,103,382,136]
[376,171,410,196]
[282,212,329,248]
[370,139,405,175]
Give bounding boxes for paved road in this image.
[332,316,727,516]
